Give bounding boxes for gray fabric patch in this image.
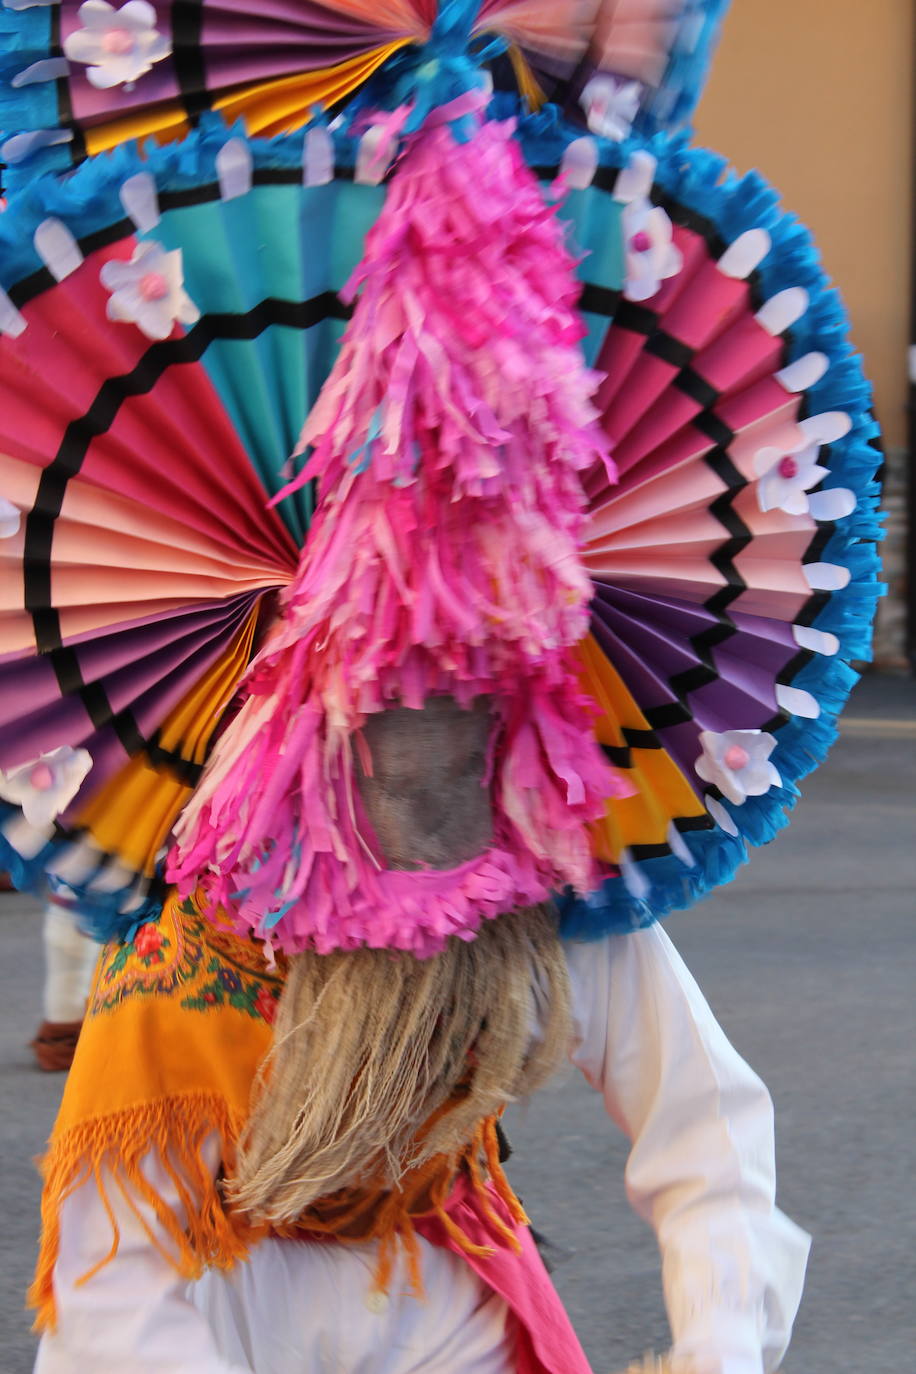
[356,697,493,870]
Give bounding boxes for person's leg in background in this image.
[31,897,98,1072]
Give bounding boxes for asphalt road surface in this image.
[0,672,913,1374]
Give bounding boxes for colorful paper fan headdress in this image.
[0,0,729,187]
[0,0,883,955]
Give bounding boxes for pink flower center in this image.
[139,271,169,302]
[630,230,652,253]
[723,745,750,772]
[102,27,135,56]
[29,763,55,792]
[778,455,799,479]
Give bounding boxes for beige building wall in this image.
[694,0,914,664]
[695,0,913,448]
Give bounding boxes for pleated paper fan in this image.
[503,110,883,933]
[0,106,882,940]
[0,0,729,189]
[0,125,366,925]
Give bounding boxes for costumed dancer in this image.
[0,2,883,1371]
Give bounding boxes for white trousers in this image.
[42,902,97,1022]
[190,1236,515,1374]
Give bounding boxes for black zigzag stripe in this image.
[651,189,726,252]
[613,298,658,336]
[23,292,350,780]
[644,331,694,370]
[639,440,751,733]
[601,743,632,769]
[51,3,86,166]
[577,179,847,869]
[623,726,661,749]
[626,812,717,860]
[579,283,622,318]
[676,367,720,410]
[530,165,620,195]
[600,725,665,770]
[172,0,211,124]
[7,163,398,311]
[8,168,312,312]
[760,508,839,732]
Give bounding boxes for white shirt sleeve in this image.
[33,1134,252,1374]
[564,922,810,1374]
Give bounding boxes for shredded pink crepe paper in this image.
[170,112,631,956]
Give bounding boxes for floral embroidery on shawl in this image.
[90,895,281,1023]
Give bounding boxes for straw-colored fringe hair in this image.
[231,903,570,1223]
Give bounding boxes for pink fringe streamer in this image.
[169,113,629,957]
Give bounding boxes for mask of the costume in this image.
[356,699,494,872]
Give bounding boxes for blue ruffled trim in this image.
[0,59,60,135]
[0,2,54,84]
[0,110,883,946]
[635,0,731,138]
[557,825,749,938]
[2,136,74,191]
[0,116,260,286]
[0,1,72,189]
[0,802,162,940]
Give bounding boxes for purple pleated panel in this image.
[201,44,378,88]
[0,597,256,728]
[589,614,676,715]
[208,0,393,31]
[3,696,95,769]
[588,581,803,785]
[3,598,257,779]
[591,597,706,685]
[591,581,720,642]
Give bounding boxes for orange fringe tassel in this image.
[279,1116,526,1296]
[29,1092,253,1333]
[31,1102,528,1328]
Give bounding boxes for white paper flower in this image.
[63,1,171,92]
[754,441,827,516]
[100,239,200,341]
[622,198,683,302]
[581,74,643,141]
[695,729,781,806]
[0,746,92,827]
[0,495,20,538]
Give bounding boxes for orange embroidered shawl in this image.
[30,890,524,1331]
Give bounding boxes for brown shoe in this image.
[30,1020,83,1072]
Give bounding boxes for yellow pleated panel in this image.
[84,103,190,157]
[214,42,412,137]
[82,42,410,160]
[74,608,260,875]
[576,634,707,863]
[508,45,546,110]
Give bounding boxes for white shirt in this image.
[34,924,810,1374]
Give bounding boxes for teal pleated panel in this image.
[150,178,387,543]
[560,184,625,367]
[154,186,306,538]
